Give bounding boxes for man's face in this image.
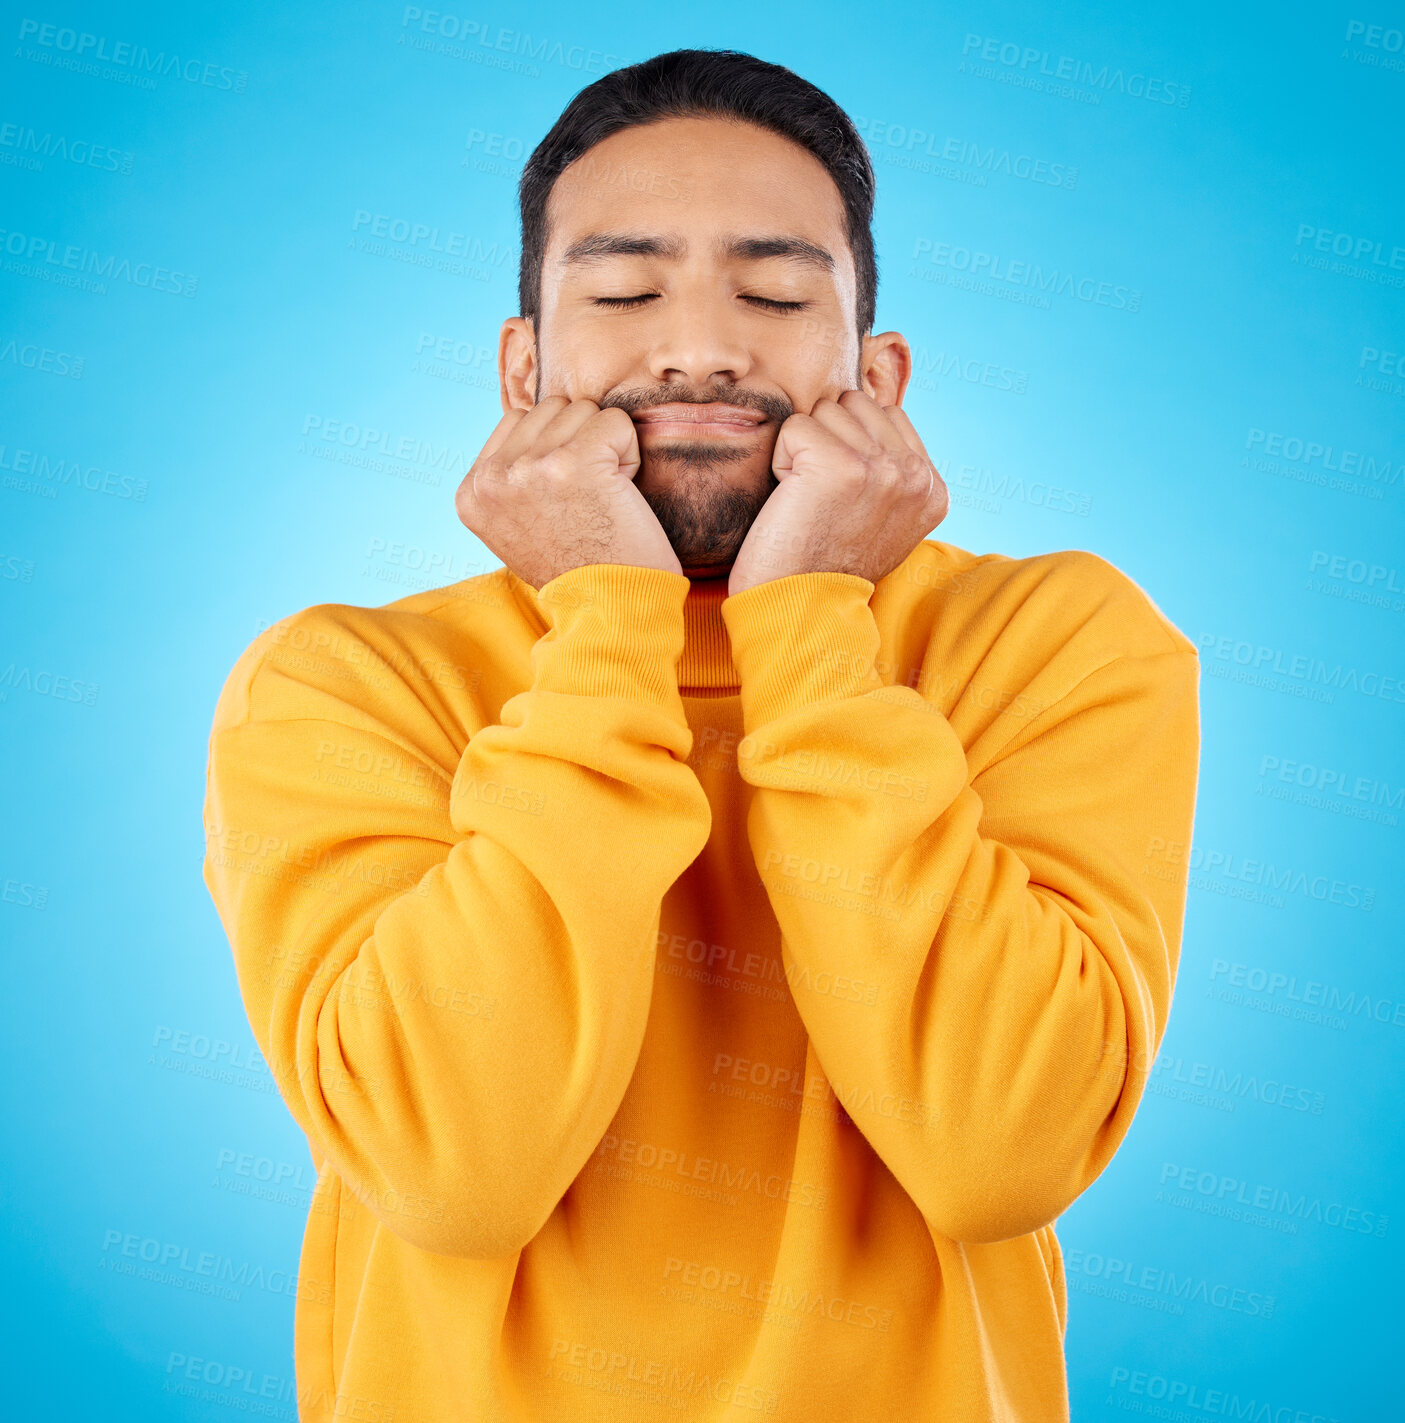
[500,114,907,580]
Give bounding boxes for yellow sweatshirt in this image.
[202,537,1200,1423]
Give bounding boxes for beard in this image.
[532,349,793,576]
[635,439,779,572]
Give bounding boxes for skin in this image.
[456,113,950,595]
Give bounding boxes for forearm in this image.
[722,571,1200,1243]
[205,564,712,1258]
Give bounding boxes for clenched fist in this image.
[727,391,948,597]
[455,396,682,589]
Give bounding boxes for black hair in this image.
[516,48,877,341]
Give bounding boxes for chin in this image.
[637,461,773,578]
[638,458,766,492]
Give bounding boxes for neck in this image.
[681,562,734,582]
[678,574,737,691]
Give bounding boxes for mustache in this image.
[597,383,794,425]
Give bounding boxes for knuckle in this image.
[472,460,515,501]
[594,405,631,435]
[455,493,483,531]
[535,447,574,478]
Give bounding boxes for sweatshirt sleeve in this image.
[202,563,712,1260]
[719,560,1201,1246]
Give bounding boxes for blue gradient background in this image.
[1,1,1401,1416]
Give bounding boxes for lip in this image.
[634,403,766,432]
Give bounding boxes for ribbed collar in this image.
[503,568,742,692]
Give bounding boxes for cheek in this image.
[786,323,853,383]
[547,326,632,396]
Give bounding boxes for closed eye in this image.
[593,294,810,312]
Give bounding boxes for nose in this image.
[644,280,754,388]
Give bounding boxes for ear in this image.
[499,317,538,411]
[858,331,912,408]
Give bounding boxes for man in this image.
[203,48,1200,1423]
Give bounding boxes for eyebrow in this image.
[558,231,835,275]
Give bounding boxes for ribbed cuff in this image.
[530,563,692,710]
[720,572,885,732]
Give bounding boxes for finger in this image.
[881,404,937,469]
[482,394,572,470]
[474,406,533,467]
[771,411,860,481]
[834,389,913,462]
[819,392,928,492]
[806,395,883,456]
[834,392,931,489]
[813,392,928,492]
[877,403,943,502]
[460,400,568,528]
[456,456,488,532]
[526,396,603,457]
[570,406,642,480]
[919,470,951,532]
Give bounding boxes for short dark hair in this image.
[517,48,878,342]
